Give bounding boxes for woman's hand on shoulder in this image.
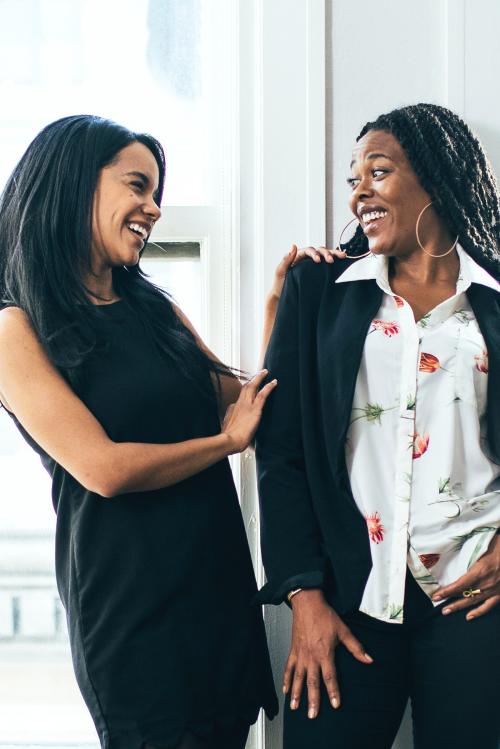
[432,533,500,620]
[221,369,277,453]
[268,244,346,305]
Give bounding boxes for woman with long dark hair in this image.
[0,114,283,749]
[257,103,500,749]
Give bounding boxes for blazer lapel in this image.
[317,279,383,480]
[467,283,500,463]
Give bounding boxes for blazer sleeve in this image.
[255,269,325,605]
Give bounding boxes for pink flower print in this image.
[412,432,429,459]
[419,553,441,569]
[393,295,405,308]
[371,319,400,337]
[419,352,440,373]
[474,350,488,373]
[366,511,385,544]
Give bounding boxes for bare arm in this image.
[259,245,346,366]
[0,308,275,498]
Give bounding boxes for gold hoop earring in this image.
[415,201,459,258]
[335,217,371,259]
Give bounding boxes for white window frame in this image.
[238,3,326,748]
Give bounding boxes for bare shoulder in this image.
[0,306,46,361]
[0,305,34,335]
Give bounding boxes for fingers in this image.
[245,368,269,392]
[320,660,340,710]
[292,246,347,266]
[305,665,321,719]
[433,569,486,602]
[255,378,278,405]
[289,664,306,711]
[464,594,500,621]
[439,589,492,616]
[339,626,373,665]
[283,653,295,696]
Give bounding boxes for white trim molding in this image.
[238,2,326,747]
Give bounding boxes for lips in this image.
[357,206,388,235]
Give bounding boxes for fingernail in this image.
[331,697,339,709]
[364,653,374,662]
[282,685,287,694]
[290,699,298,710]
[442,607,452,615]
[308,708,316,719]
[433,594,442,601]
[466,613,475,621]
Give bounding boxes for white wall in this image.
[327,0,500,248]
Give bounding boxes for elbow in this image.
[80,473,122,499]
[78,449,127,499]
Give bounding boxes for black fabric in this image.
[283,570,500,749]
[145,718,249,749]
[255,259,500,610]
[10,299,277,748]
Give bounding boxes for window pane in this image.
[142,242,202,332]
[0,0,215,205]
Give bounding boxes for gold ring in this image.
[462,588,481,598]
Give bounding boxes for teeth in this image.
[362,210,387,224]
[127,222,148,239]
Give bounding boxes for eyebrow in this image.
[350,152,394,169]
[124,170,152,184]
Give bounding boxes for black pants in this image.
[284,571,500,749]
[148,720,249,749]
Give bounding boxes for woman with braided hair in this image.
[257,103,500,749]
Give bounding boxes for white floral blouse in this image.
[336,246,500,623]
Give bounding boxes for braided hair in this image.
[344,103,500,280]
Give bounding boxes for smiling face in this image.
[348,130,447,258]
[91,141,161,272]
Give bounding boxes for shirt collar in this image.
[335,244,500,294]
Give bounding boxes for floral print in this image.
[419,352,440,373]
[366,512,385,543]
[412,432,430,459]
[342,245,499,624]
[474,350,488,373]
[370,319,400,337]
[350,402,396,426]
[418,553,441,568]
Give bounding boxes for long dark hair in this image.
[0,114,235,397]
[344,103,500,280]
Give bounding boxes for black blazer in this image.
[255,258,500,614]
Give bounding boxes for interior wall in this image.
[326,0,500,249]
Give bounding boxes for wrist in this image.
[218,431,239,457]
[289,587,325,610]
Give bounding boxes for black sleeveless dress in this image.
[10,300,277,748]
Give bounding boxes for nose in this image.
[144,195,162,222]
[349,175,375,215]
